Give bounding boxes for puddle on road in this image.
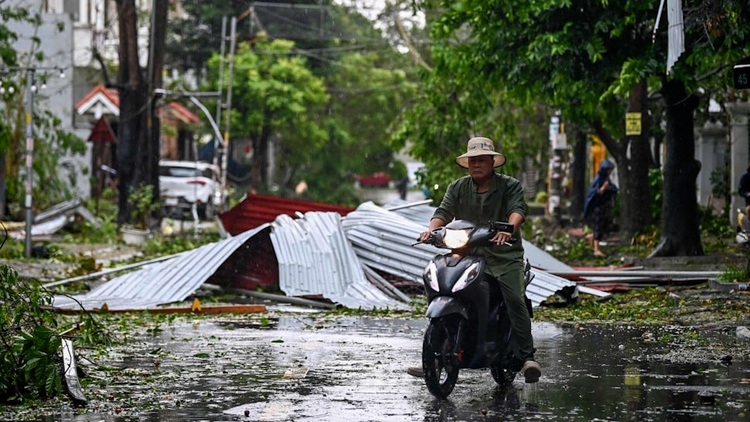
[39,316,748,422]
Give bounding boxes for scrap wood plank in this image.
[53,303,267,315]
[61,339,86,404]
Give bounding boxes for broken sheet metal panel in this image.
[525,270,578,307]
[383,199,435,226]
[666,0,685,74]
[51,225,269,311]
[270,212,408,310]
[343,201,581,308]
[342,201,440,282]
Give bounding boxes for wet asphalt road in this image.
[49,306,750,422]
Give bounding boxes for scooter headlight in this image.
[424,261,439,291]
[452,262,480,292]
[444,228,470,249]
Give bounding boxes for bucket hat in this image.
[455,137,506,168]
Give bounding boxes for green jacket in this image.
[432,173,528,277]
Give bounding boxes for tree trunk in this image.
[251,123,272,191]
[569,129,587,221]
[146,0,168,216]
[620,81,651,236]
[116,0,143,226]
[115,0,168,227]
[647,78,703,257]
[592,86,653,242]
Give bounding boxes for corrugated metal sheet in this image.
[343,201,579,307]
[666,0,685,74]
[52,224,270,311]
[270,211,409,310]
[208,226,280,291]
[219,193,354,236]
[51,198,589,312]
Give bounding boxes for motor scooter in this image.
[416,219,534,399]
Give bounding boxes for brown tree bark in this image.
[620,80,652,236]
[116,0,143,226]
[251,120,272,192]
[569,129,587,220]
[115,0,168,227]
[590,82,654,242]
[647,78,703,257]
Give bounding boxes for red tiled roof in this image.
[219,193,355,236]
[75,84,119,110]
[75,85,201,124]
[162,101,201,124]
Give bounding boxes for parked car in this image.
[355,172,391,188]
[159,160,224,220]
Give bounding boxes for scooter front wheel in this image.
[422,317,460,399]
[490,366,516,387]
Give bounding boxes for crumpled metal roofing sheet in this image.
[219,193,354,236]
[270,211,408,310]
[342,201,440,282]
[349,201,577,308]
[52,224,270,311]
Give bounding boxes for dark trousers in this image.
[495,265,535,362]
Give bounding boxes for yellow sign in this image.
[625,112,642,136]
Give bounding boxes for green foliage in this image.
[127,185,158,229]
[0,236,24,259]
[402,0,750,244]
[648,168,663,223]
[535,287,682,324]
[718,264,750,284]
[206,38,329,190]
[0,265,62,402]
[141,232,221,257]
[698,205,735,240]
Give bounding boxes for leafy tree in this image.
[326,52,418,177]
[206,37,329,192]
[391,41,545,202]
[0,264,62,402]
[402,0,750,256]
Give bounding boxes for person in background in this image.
[408,136,541,383]
[738,163,750,218]
[583,159,619,257]
[737,164,750,237]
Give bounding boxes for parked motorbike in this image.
[416,219,534,399]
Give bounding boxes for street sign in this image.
[734,63,750,90]
[625,112,642,136]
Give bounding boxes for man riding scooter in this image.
[408,136,541,383]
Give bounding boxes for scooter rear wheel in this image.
[422,317,460,399]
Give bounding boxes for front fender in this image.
[426,296,468,319]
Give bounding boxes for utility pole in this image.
[221,16,238,207]
[24,68,34,257]
[548,113,568,227]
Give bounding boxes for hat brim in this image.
[455,151,506,168]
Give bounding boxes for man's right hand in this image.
[418,230,432,243]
